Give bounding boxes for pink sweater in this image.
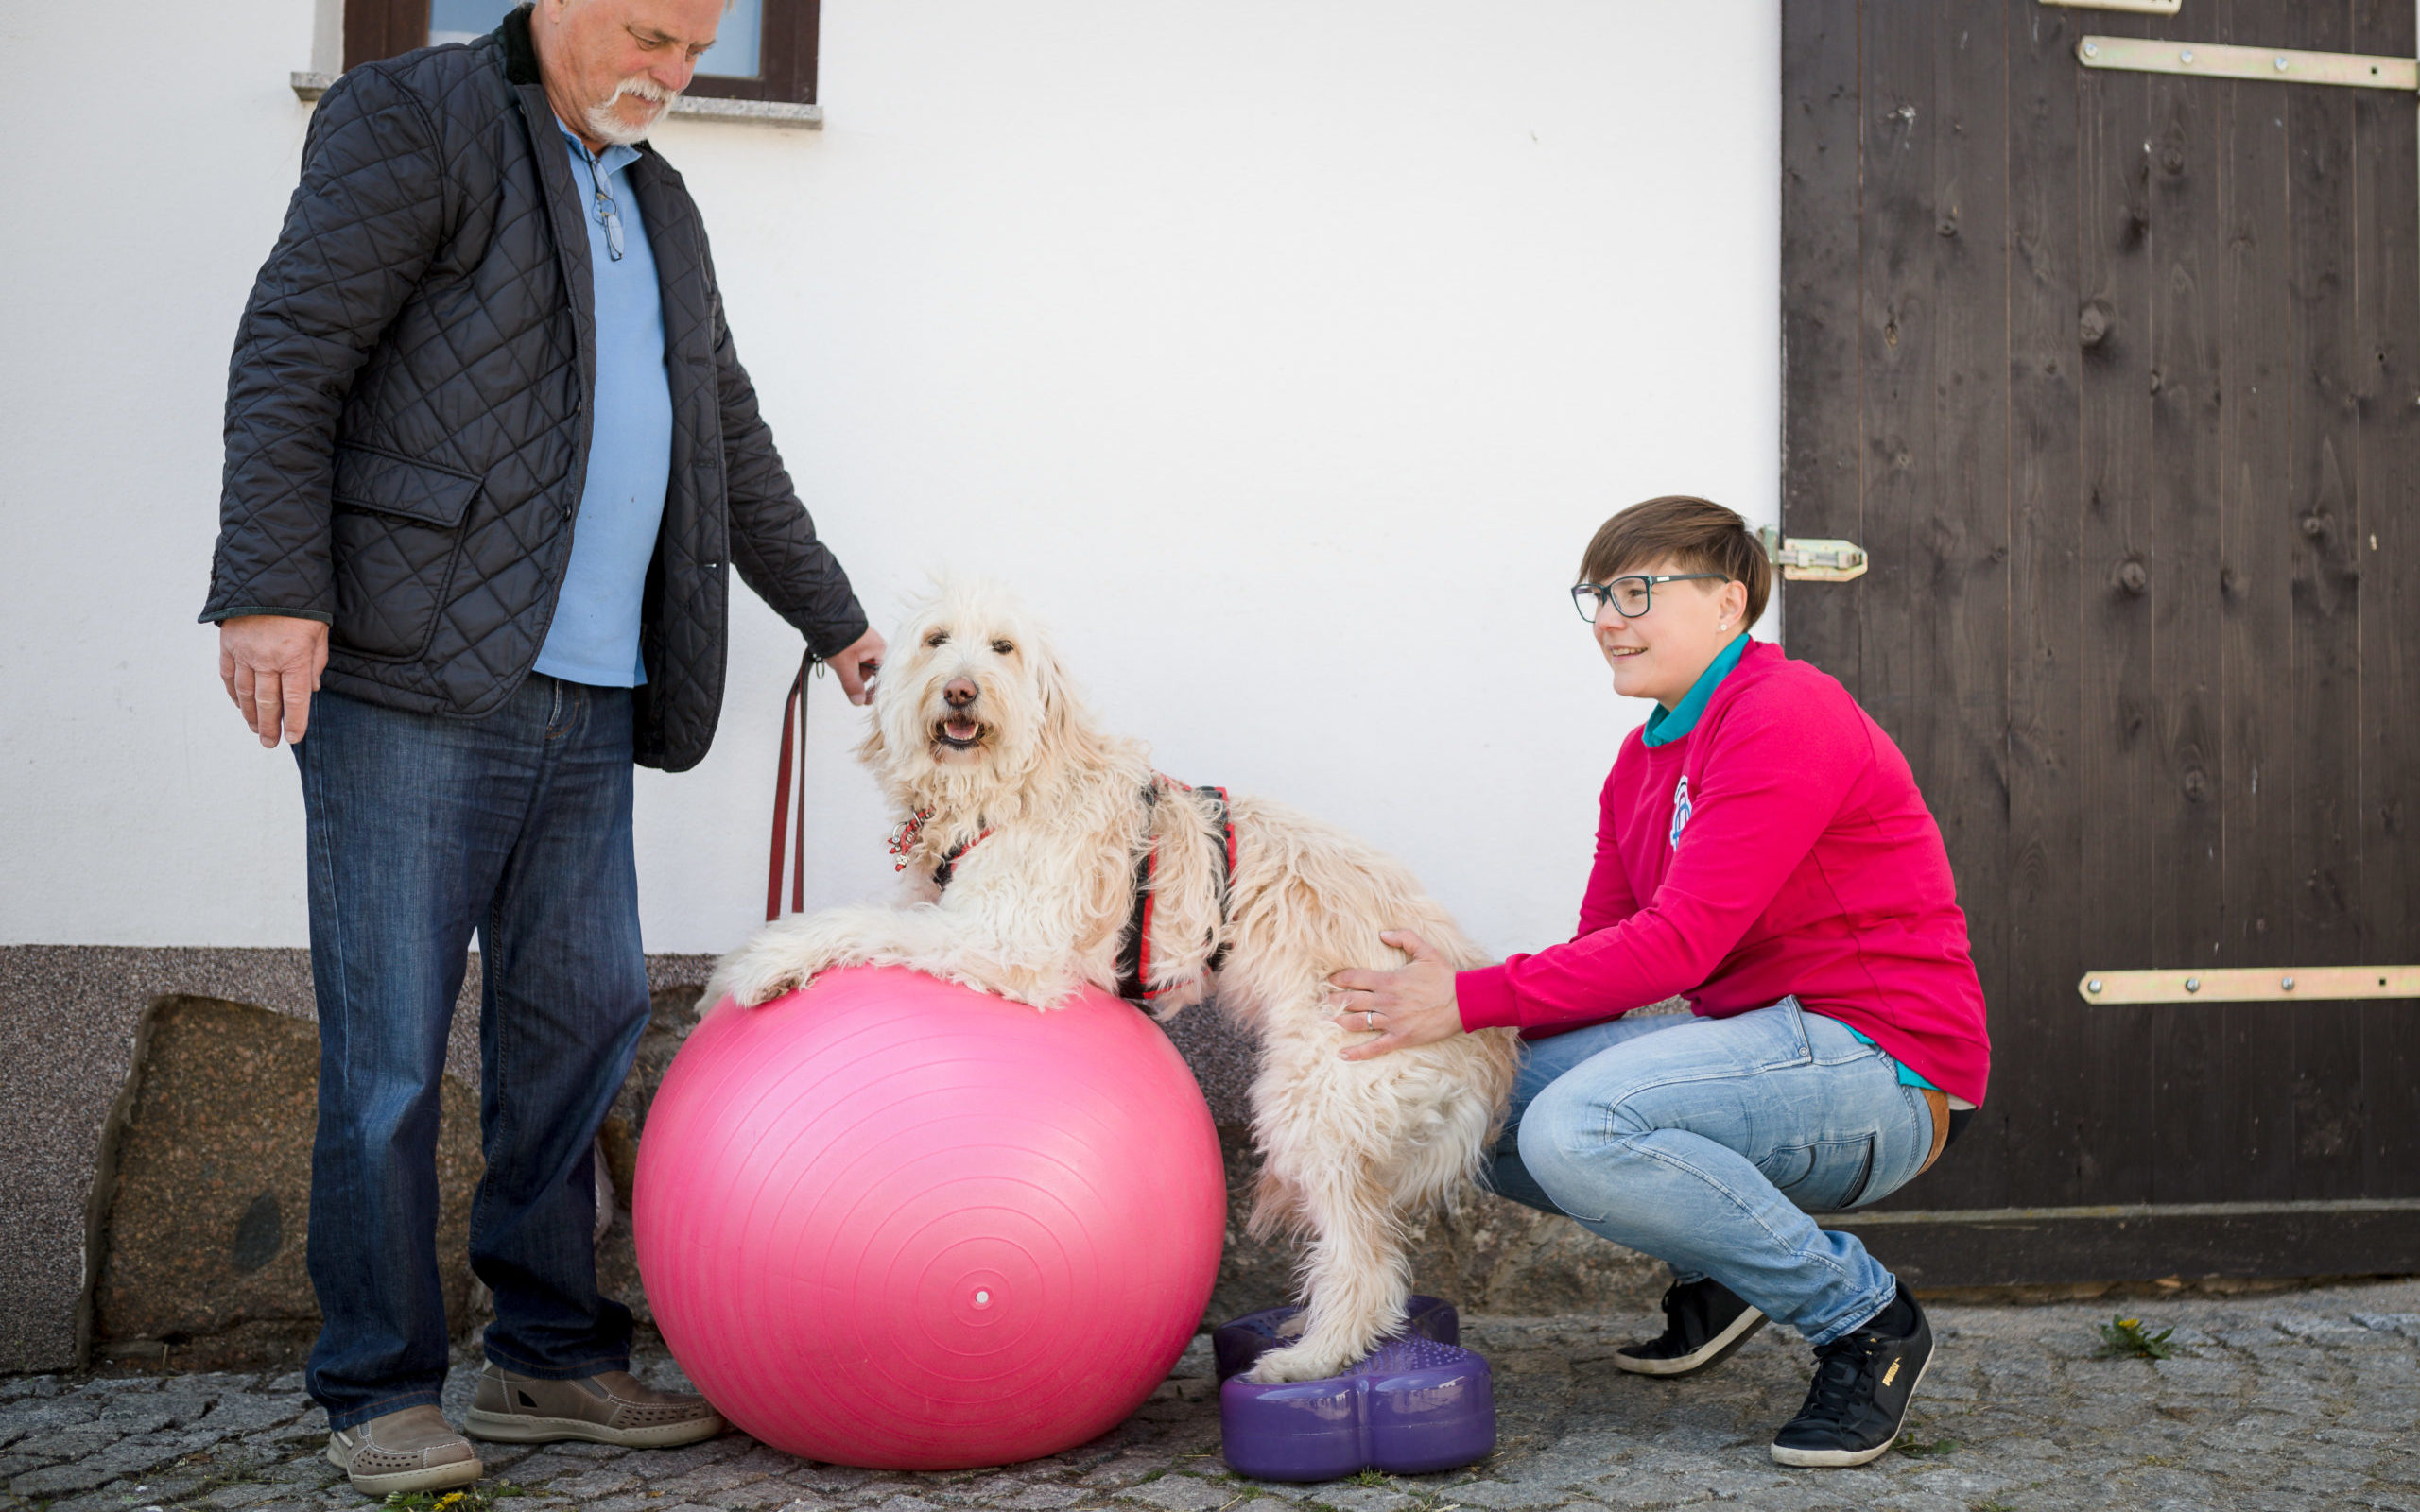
[1456,641,1990,1105]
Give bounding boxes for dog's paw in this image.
[705,953,811,1011]
[956,963,1082,1010]
[1241,1339,1368,1384]
[707,919,863,1009]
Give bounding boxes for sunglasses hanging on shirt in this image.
[582,154,625,262]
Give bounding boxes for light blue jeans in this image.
[1487,998,1937,1347]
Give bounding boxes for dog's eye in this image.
[991,640,1015,656]
[925,631,949,648]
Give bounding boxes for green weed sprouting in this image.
[380,1484,527,1512]
[2096,1315,2178,1360]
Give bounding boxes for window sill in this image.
[288,72,822,129]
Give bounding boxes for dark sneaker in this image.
[463,1363,726,1449]
[324,1405,483,1496]
[1771,1287,1934,1468]
[1616,1277,1770,1377]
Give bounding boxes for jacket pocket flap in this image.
[331,446,481,527]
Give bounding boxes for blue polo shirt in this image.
[533,125,674,687]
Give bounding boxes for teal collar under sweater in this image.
[1640,632,1752,747]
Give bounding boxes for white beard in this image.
[584,77,674,145]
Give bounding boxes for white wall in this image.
[0,1,1780,959]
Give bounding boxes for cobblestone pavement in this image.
[6,1280,2416,1512]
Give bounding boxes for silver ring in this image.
[1364,1009,1378,1031]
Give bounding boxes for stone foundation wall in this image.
[0,946,1657,1374]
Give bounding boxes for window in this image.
[340,0,819,109]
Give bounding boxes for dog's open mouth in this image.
[933,716,987,751]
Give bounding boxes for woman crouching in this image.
[1330,494,1988,1469]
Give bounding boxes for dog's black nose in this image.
[943,678,977,709]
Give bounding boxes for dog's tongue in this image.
[946,719,979,741]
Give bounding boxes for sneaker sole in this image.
[1768,1339,1934,1468]
[1615,1306,1770,1378]
[461,1406,727,1449]
[325,1442,484,1497]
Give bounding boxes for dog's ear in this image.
[1030,616,1127,776]
[1025,632,1097,759]
[1031,640,1072,737]
[855,703,889,768]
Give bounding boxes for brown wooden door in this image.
[1783,0,2420,1262]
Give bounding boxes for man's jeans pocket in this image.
[1755,1134,1878,1213]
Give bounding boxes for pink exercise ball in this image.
[633,965,1227,1469]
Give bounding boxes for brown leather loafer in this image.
[325,1404,484,1495]
[462,1362,726,1448]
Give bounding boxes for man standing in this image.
[202,0,882,1494]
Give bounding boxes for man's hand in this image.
[1326,930,1480,1061]
[829,625,886,706]
[217,615,331,748]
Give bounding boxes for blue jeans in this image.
[1487,999,1936,1347]
[294,676,651,1428]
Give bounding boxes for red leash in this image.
[766,651,817,921]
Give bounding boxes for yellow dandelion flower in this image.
[2118,1318,2139,1329]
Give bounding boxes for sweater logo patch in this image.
[1669,775,1692,850]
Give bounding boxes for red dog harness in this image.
[878,777,1236,1007]
[1115,778,1236,1005]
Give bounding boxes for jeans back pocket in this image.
[1754,1134,1877,1213]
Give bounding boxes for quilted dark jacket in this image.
[201,7,866,771]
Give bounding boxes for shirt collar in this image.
[1641,632,1752,748]
[559,120,642,180]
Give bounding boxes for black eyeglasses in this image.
[1571,574,1728,623]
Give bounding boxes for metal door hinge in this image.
[2079,966,2420,1004]
[1759,526,1869,582]
[2078,36,2419,91]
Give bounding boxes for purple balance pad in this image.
[1212,1295,1460,1383]
[1215,1305,1494,1482]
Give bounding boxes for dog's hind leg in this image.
[1238,1041,1420,1386]
[1243,1151,1409,1383]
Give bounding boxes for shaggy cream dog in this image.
[707,578,1519,1383]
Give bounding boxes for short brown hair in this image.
[1578,495,1771,627]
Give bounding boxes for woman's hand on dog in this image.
[1326,931,1476,1060]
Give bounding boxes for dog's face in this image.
[866,578,1071,801]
